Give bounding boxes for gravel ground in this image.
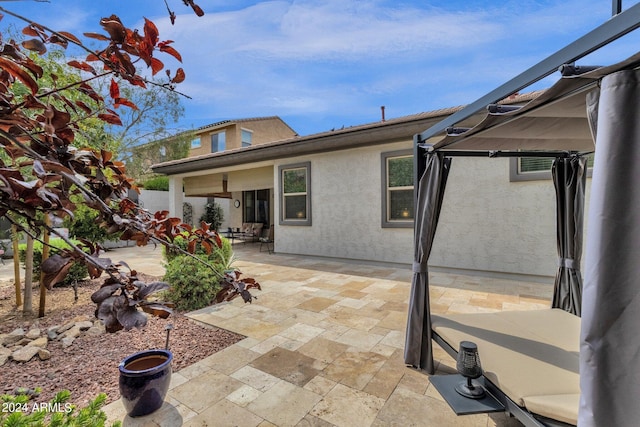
[0,276,244,407]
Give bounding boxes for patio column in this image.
[404,151,451,373]
[168,176,184,221]
[580,68,640,426]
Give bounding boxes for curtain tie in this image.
[412,262,428,273]
[559,258,579,269]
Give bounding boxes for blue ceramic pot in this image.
[118,349,173,417]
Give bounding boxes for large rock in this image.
[76,321,93,331]
[26,328,41,340]
[0,347,11,366]
[11,346,40,363]
[0,328,25,346]
[61,336,75,348]
[27,336,48,348]
[37,349,51,361]
[47,325,60,340]
[56,321,75,334]
[59,326,81,341]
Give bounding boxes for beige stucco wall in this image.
[274,141,414,265]
[273,144,591,281]
[188,118,296,158]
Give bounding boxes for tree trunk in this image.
[12,225,21,307]
[23,235,33,315]
[39,218,50,317]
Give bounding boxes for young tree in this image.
[0,2,259,328]
[106,81,186,166]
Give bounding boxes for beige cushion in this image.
[252,223,263,236]
[522,394,580,425]
[432,309,579,425]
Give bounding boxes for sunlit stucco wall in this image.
[273,145,591,280]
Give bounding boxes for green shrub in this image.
[199,201,224,231]
[162,233,237,311]
[142,175,169,191]
[62,203,116,243]
[19,239,88,286]
[0,388,121,427]
[163,255,224,311]
[163,234,234,267]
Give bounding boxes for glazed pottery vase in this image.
[118,349,173,417]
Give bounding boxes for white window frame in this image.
[509,155,594,181]
[279,162,311,226]
[241,128,252,148]
[211,131,226,152]
[381,150,414,228]
[190,137,201,149]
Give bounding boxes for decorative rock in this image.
[37,349,51,361]
[9,327,25,337]
[0,329,25,346]
[47,325,60,340]
[15,338,32,347]
[26,328,41,340]
[85,326,104,336]
[11,346,40,363]
[27,336,48,348]
[76,321,93,331]
[61,336,75,348]
[0,347,11,366]
[56,321,75,334]
[60,326,81,340]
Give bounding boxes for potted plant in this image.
[90,256,260,418]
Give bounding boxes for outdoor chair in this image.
[259,224,274,254]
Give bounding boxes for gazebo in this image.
[404,2,640,426]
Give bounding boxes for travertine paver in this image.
[102,244,553,426]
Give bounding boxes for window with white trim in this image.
[279,162,311,226]
[211,132,226,152]
[382,150,414,228]
[510,154,594,181]
[190,137,201,149]
[241,129,252,147]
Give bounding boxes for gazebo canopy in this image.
[406,2,640,426]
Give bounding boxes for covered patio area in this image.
[102,244,549,426]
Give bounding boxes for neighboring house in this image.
[153,95,588,282]
[133,116,297,229]
[188,116,297,158]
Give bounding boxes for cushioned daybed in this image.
[431,309,580,426]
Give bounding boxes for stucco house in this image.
[133,116,297,229]
[153,95,586,282]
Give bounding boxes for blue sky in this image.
[3,0,640,137]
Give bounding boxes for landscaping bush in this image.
[163,234,234,266]
[0,388,120,427]
[19,239,88,287]
[162,234,236,311]
[142,175,169,191]
[163,255,224,311]
[62,203,118,243]
[199,201,224,231]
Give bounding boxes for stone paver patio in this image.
[98,244,552,426]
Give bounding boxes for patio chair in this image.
[259,224,274,254]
